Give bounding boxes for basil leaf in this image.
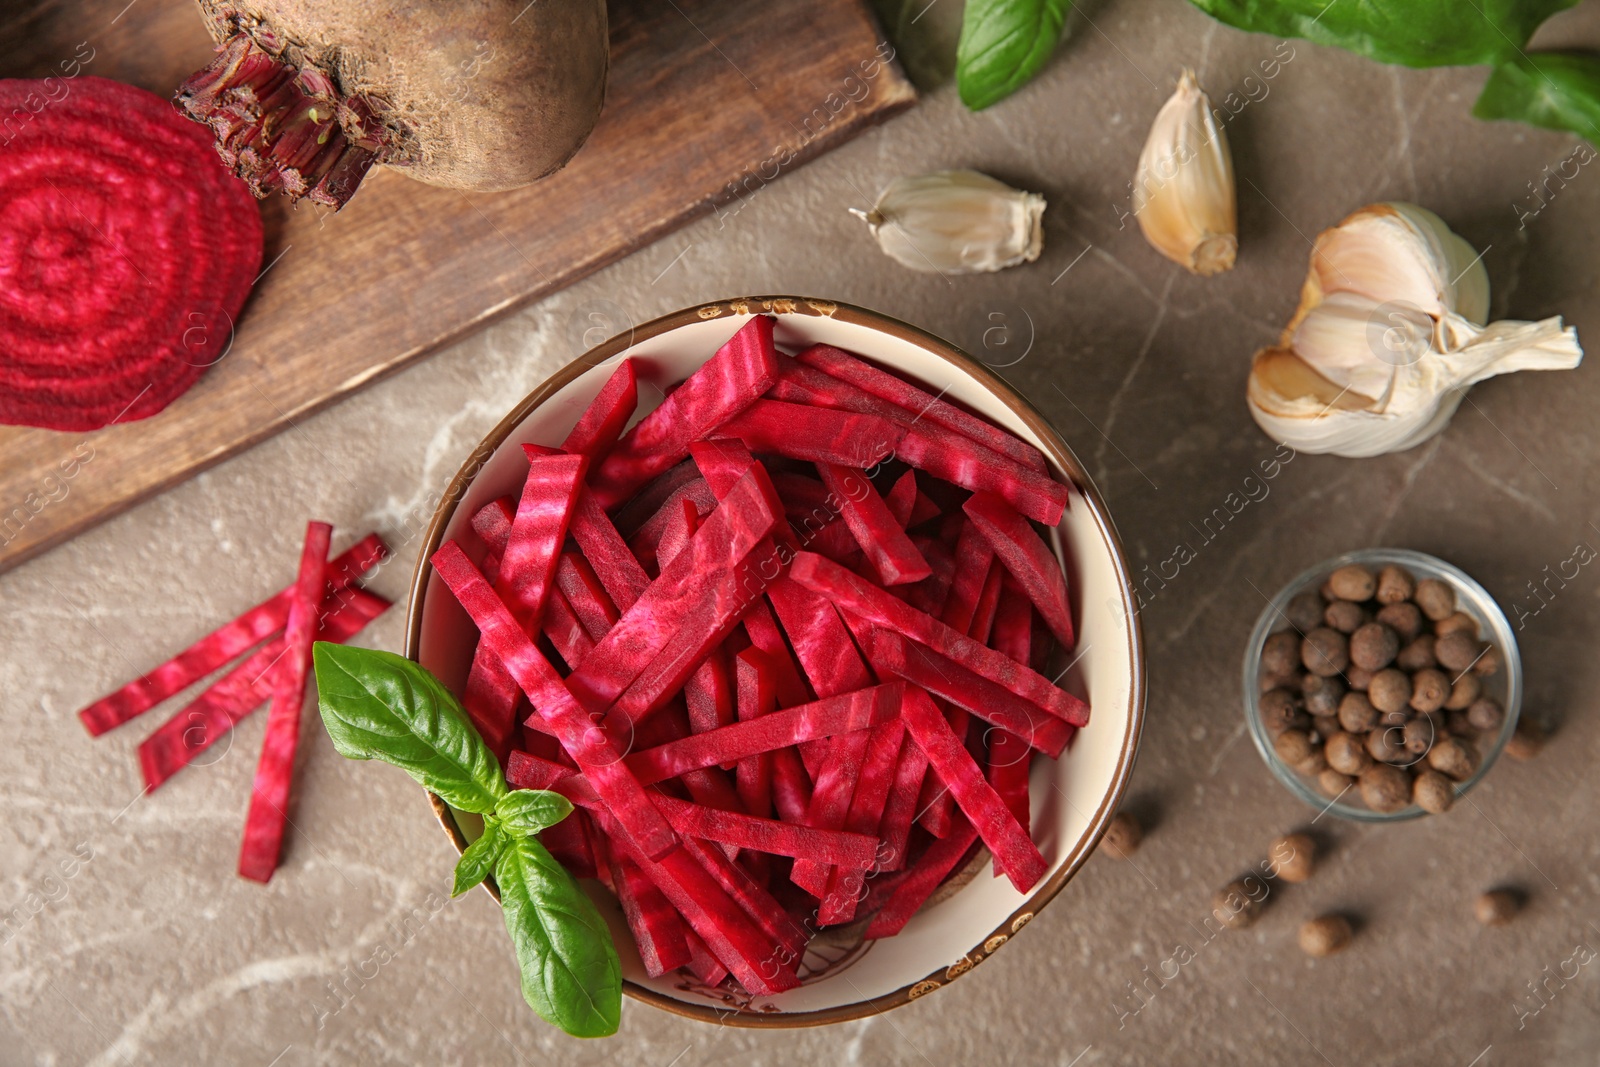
[956,0,1072,110]
[1187,0,1578,69]
[1475,52,1600,142]
[453,818,505,898]
[313,643,507,815]
[496,790,575,835]
[494,834,622,1038]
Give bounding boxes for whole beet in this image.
[182,0,608,203]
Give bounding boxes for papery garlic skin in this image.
[854,170,1044,274]
[1133,69,1237,276]
[1248,202,1582,458]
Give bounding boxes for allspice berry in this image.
[1415,577,1456,621]
[1402,716,1435,756]
[1296,750,1329,776]
[1434,630,1481,673]
[1275,729,1315,765]
[1368,669,1413,714]
[1466,697,1504,733]
[1346,666,1374,691]
[1262,631,1301,677]
[1337,691,1378,733]
[1376,601,1424,641]
[1286,591,1326,634]
[1366,726,1405,763]
[1409,668,1450,714]
[1413,769,1456,813]
[1349,622,1400,671]
[1359,763,1412,812]
[1427,736,1477,781]
[1325,731,1372,776]
[1270,833,1316,883]
[1473,645,1502,676]
[1396,634,1437,671]
[1302,673,1345,716]
[1324,599,1367,634]
[1318,768,1355,797]
[1444,673,1482,711]
[1261,688,1309,734]
[1301,628,1349,676]
[1474,889,1521,926]
[1376,565,1415,605]
[1435,611,1478,637]
[1328,565,1376,602]
[1102,811,1143,859]
[1212,878,1265,929]
[1505,721,1544,761]
[1298,914,1353,957]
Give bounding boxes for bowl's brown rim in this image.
[403,295,1147,1029]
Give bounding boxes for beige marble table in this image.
[5,1,1600,1062]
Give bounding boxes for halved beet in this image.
[0,77,262,431]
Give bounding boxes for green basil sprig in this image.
[313,643,621,1039]
[956,0,1073,110]
[1187,0,1600,145]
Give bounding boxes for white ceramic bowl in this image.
[405,296,1145,1026]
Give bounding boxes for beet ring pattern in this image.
[0,76,263,432]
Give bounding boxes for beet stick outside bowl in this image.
[405,296,1145,1026]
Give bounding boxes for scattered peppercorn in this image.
[1505,720,1544,761]
[1212,878,1265,929]
[1101,811,1143,859]
[1270,833,1316,883]
[1298,914,1353,957]
[1474,889,1521,926]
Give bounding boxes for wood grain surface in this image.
[0,0,914,572]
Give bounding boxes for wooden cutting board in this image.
[0,0,913,572]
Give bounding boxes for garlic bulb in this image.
[851,170,1044,274]
[1248,202,1582,458]
[1133,69,1237,276]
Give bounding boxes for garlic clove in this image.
[853,170,1044,274]
[1248,201,1583,458]
[1133,69,1237,276]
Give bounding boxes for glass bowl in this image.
[1242,548,1522,822]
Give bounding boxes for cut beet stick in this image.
[510,755,875,868]
[896,426,1068,527]
[623,683,902,784]
[139,588,390,789]
[554,552,621,641]
[941,519,996,639]
[902,689,1046,893]
[875,728,930,872]
[816,463,930,586]
[565,469,779,720]
[430,541,678,859]
[605,840,692,977]
[591,316,780,509]
[628,478,718,575]
[963,491,1075,649]
[652,499,735,740]
[711,400,905,471]
[562,357,638,463]
[795,343,1050,474]
[986,585,1035,875]
[767,356,912,423]
[614,459,703,538]
[682,928,729,987]
[681,836,809,955]
[238,521,332,883]
[77,533,386,737]
[885,469,918,528]
[868,629,1072,757]
[541,588,595,671]
[733,649,777,819]
[790,552,1088,728]
[865,811,980,939]
[569,491,651,612]
[472,497,515,554]
[596,809,799,994]
[499,449,587,632]
[968,561,1004,644]
[819,718,906,924]
[790,727,873,898]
